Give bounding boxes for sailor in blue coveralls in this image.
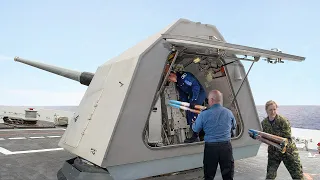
[168,71,207,143]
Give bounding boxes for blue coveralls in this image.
[175,71,207,138]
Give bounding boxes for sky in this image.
[0,0,319,106]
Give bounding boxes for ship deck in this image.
[0,128,319,180]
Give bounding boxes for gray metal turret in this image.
[14,56,94,86]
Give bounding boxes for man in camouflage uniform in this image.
[261,100,304,180]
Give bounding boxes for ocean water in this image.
[256,105,320,130]
[4,105,319,130]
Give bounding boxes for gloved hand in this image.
[248,132,260,140]
[189,102,196,109]
[248,132,256,139]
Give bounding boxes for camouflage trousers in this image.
[266,147,304,180]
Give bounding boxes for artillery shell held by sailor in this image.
[169,100,207,110]
[248,129,288,153]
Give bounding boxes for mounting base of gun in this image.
[57,157,114,180]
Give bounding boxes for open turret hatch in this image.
[162,34,305,63]
[144,34,305,147]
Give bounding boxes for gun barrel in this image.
[14,56,94,86]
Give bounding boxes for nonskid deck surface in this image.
[144,144,320,180]
[0,128,74,180]
[0,129,318,180]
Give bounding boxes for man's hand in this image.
[189,102,196,109]
[191,116,197,123]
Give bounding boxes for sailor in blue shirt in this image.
[192,90,236,180]
[167,70,207,143]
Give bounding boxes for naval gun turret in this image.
[14,19,305,180]
[14,56,94,86]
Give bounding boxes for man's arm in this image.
[230,112,237,130]
[177,87,188,102]
[184,74,201,103]
[192,113,203,133]
[230,111,237,137]
[190,81,200,103]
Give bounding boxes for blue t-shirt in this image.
[192,104,237,142]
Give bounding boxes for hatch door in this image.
[162,34,305,63]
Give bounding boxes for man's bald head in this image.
[208,90,223,106]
